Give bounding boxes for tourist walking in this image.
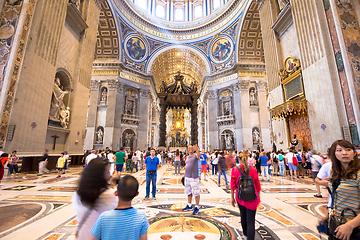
[310,150,323,198]
[144,149,159,200]
[259,150,270,181]
[210,152,218,176]
[114,147,127,177]
[56,153,66,178]
[182,144,201,215]
[90,175,149,240]
[174,149,181,175]
[278,151,285,177]
[218,151,229,188]
[8,150,19,176]
[231,151,261,240]
[72,158,118,240]
[286,150,297,179]
[38,149,49,175]
[200,149,208,181]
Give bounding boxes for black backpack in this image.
[237,166,257,201]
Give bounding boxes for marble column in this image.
[190,101,198,145]
[258,81,271,151]
[138,89,151,150]
[84,80,100,150]
[103,80,117,149]
[206,90,218,150]
[230,82,243,151]
[239,80,252,150]
[112,82,124,150]
[158,98,167,147]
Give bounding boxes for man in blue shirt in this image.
[200,149,208,181]
[144,148,159,200]
[91,175,149,240]
[259,150,270,181]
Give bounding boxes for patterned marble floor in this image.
[0,166,329,240]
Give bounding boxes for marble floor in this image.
[0,166,329,240]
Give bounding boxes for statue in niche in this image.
[181,134,187,147]
[101,88,107,102]
[225,135,234,150]
[223,101,231,115]
[252,128,261,145]
[249,88,258,106]
[159,81,167,93]
[60,107,70,128]
[49,78,69,121]
[126,100,134,115]
[123,133,134,147]
[96,128,103,144]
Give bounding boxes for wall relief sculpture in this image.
[249,87,258,106]
[49,77,71,128]
[96,126,104,144]
[252,127,261,146]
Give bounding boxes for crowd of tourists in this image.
[1,139,359,240]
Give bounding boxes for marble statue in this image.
[290,134,299,151]
[252,128,260,145]
[225,135,234,149]
[249,88,258,106]
[96,128,103,143]
[223,101,231,115]
[123,133,134,147]
[49,78,68,121]
[101,88,107,102]
[159,81,167,93]
[60,107,70,128]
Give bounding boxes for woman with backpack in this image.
[231,152,261,240]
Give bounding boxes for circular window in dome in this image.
[210,36,234,63]
[124,36,148,62]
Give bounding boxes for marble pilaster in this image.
[258,81,271,151]
[84,80,100,150]
[206,90,219,150]
[239,80,252,150]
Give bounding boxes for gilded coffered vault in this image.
[150,49,207,90]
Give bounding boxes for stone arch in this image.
[146,44,211,74]
[219,128,235,150]
[218,88,234,116]
[95,1,120,60]
[124,88,139,115]
[121,128,136,151]
[236,1,264,63]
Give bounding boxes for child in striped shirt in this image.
[91,175,149,240]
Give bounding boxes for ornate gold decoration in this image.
[150,48,206,91]
[279,57,301,81]
[270,100,308,119]
[167,110,189,138]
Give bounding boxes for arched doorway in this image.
[122,129,136,151]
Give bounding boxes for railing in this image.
[121,114,140,125]
[216,115,235,125]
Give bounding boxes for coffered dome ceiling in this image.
[150,49,207,90]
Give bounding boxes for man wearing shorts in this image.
[310,150,323,198]
[200,149,208,181]
[286,149,297,179]
[115,147,127,177]
[182,144,201,215]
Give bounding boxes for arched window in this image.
[194,4,203,19]
[219,89,233,116]
[136,0,147,11]
[156,3,165,19]
[174,7,184,21]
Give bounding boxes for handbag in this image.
[147,170,156,175]
[328,180,360,239]
[292,154,298,166]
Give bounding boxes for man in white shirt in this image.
[310,150,324,198]
[108,151,115,175]
[285,150,297,179]
[86,150,98,165]
[315,161,332,207]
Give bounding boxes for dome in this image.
[123,0,233,28]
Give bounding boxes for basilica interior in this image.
[0,0,360,239]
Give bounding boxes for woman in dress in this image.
[72,158,117,240]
